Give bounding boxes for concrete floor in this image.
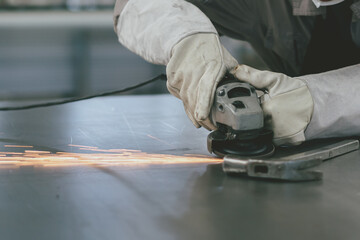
[0,94,360,240]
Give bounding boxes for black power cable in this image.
[0,74,167,111]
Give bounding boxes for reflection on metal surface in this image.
[0,144,221,168]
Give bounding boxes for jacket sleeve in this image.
[113,0,217,65]
[113,0,128,34]
[301,64,360,140]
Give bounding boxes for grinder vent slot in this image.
[227,87,250,98]
[232,101,245,109]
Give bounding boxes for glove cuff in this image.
[273,130,305,146]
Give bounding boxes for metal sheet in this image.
[223,139,359,181]
[0,94,360,240]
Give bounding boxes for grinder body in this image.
[207,73,274,158]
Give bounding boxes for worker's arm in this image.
[113,0,217,65]
[113,0,238,130]
[233,64,360,145]
[301,64,360,140]
[234,11,360,145]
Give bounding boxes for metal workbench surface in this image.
[0,94,359,240]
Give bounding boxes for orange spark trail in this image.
[146,135,172,146]
[5,145,33,148]
[0,144,222,168]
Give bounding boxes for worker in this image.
[113,0,360,146]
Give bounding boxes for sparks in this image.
[0,144,222,168]
[5,145,33,148]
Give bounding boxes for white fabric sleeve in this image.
[300,64,360,140]
[116,0,217,65]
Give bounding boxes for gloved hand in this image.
[231,65,314,146]
[166,33,238,130]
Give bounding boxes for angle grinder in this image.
[207,73,275,158]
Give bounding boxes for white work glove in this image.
[231,65,314,146]
[166,33,238,130]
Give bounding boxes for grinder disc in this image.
[208,129,275,158]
